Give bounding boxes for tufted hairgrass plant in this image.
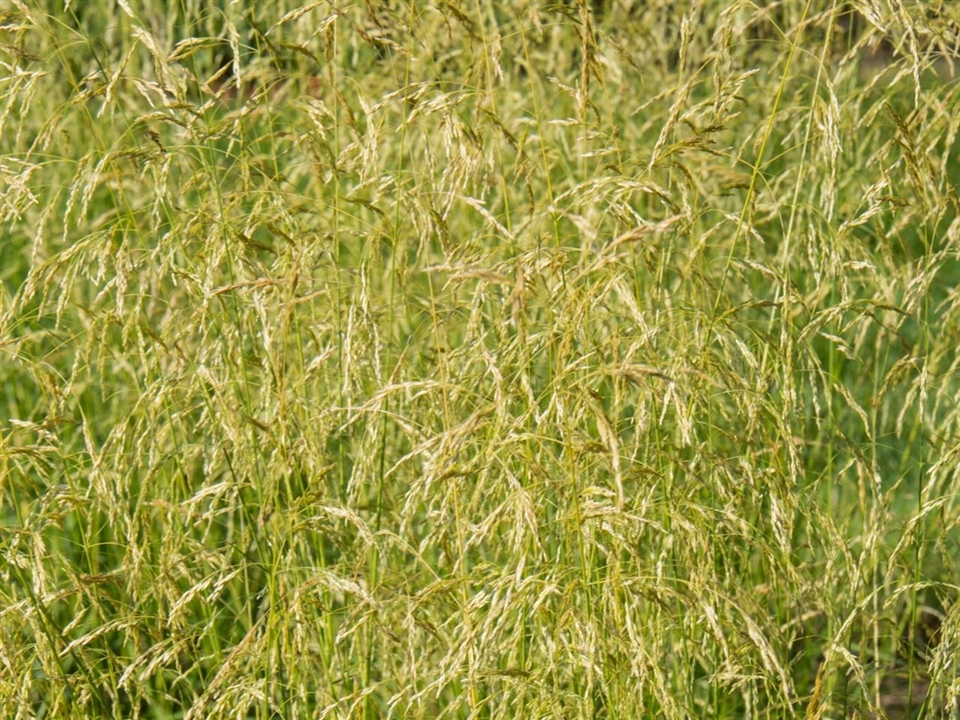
[1,1,959,718]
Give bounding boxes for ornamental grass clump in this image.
[1,2,959,718]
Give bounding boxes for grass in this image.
[1,0,959,718]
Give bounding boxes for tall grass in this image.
[1,1,959,718]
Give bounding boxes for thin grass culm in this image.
[2,2,960,718]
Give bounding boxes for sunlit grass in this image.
[1,1,959,718]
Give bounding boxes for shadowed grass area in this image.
[1,1,959,718]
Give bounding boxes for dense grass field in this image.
[1,1,959,718]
